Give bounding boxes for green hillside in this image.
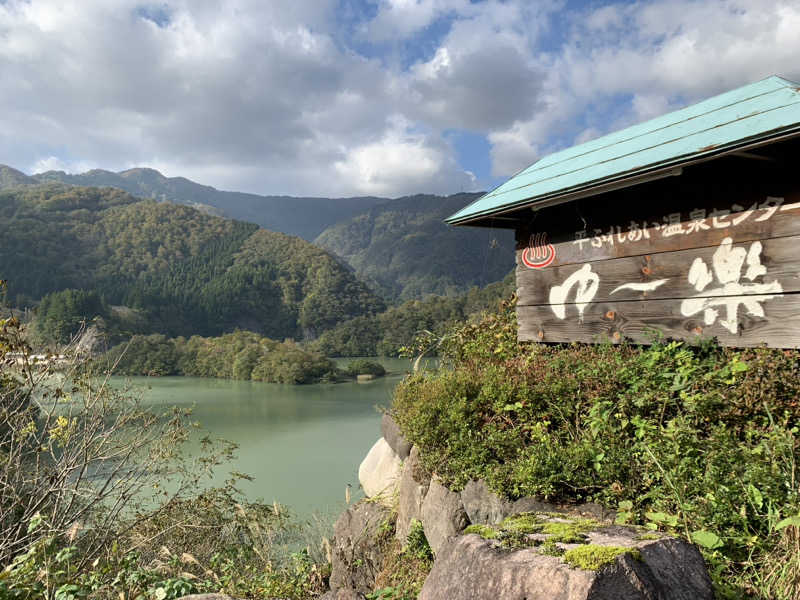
[313,193,516,302]
[0,183,384,340]
[312,272,515,357]
[27,166,387,240]
[1,164,517,307]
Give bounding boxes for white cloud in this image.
[334,116,475,196]
[485,0,800,177]
[30,156,97,174]
[364,0,469,41]
[2,0,800,196]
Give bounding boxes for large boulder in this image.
[358,438,403,500]
[381,413,412,459]
[460,479,513,525]
[395,446,431,542]
[461,479,556,525]
[461,480,616,526]
[419,524,713,600]
[421,476,469,554]
[330,501,393,595]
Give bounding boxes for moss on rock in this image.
[500,513,601,543]
[463,524,499,539]
[563,545,641,571]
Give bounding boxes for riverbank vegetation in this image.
[104,331,339,384]
[103,331,389,384]
[311,273,514,357]
[0,316,330,599]
[392,298,800,599]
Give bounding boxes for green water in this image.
[116,358,413,515]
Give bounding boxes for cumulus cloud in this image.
[1,0,799,196]
[334,116,476,196]
[29,156,97,174]
[364,0,469,41]
[483,0,800,177]
[0,0,475,195]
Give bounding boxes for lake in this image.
[116,358,416,516]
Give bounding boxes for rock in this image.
[395,446,431,542]
[574,502,616,523]
[356,374,375,382]
[421,476,469,554]
[320,589,367,600]
[418,526,713,600]
[358,438,403,500]
[330,501,393,595]
[511,495,558,515]
[75,324,103,355]
[460,479,513,525]
[381,413,412,459]
[461,479,557,525]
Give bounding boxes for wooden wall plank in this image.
[517,234,800,305]
[517,293,800,348]
[515,197,800,270]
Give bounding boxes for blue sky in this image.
[0,0,799,197]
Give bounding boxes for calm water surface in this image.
[115,358,414,515]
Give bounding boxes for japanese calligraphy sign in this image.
[515,192,800,348]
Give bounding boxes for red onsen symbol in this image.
[521,232,556,269]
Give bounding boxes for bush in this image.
[392,298,800,598]
[0,315,330,599]
[103,330,338,384]
[104,333,179,375]
[345,359,386,378]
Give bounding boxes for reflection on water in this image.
[114,358,414,515]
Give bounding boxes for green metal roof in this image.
[446,76,800,225]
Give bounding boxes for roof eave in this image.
[445,125,800,227]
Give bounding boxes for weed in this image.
[497,529,536,550]
[538,538,564,557]
[404,520,433,562]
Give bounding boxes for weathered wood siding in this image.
[515,183,800,347]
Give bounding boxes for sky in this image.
[1,0,799,198]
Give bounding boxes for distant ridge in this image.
[0,164,513,301]
[0,165,37,188]
[314,193,515,302]
[18,165,388,240]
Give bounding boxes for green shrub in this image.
[345,359,386,378]
[404,520,433,561]
[103,330,337,384]
[392,299,800,598]
[0,316,329,600]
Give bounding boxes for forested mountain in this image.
[1,164,515,304]
[0,183,384,339]
[312,272,515,357]
[20,165,387,240]
[313,193,516,302]
[0,165,37,188]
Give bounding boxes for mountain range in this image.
[0,182,384,340]
[11,165,385,241]
[0,164,514,303]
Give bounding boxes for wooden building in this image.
[445,76,800,348]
